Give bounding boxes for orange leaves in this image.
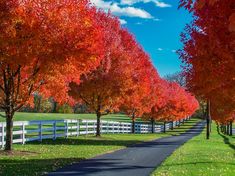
[0,0,200,124]
[146,80,199,122]
[0,0,104,112]
[67,11,124,114]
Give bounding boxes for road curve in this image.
[47,120,205,176]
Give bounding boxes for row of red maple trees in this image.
[179,0,235,138]
[0,0,199,151]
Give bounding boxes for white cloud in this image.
[120,0,140,5]
[91,0,153,19]
[120,0,172,8]
[111,3,153,18]
[154,1,171,7]
[157,48,163,51]
[91,0,112,9]
[119,19,127,24]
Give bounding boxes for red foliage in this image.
[143,80,199,122]
[0,0,104,150]
[119,30,157,121]
[179,0,235,123]
[0,0,104,111]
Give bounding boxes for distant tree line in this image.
[19,93,89,114]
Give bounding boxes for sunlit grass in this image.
[152,122,235,176]
[0,118,201,176]
[0,112,143,123]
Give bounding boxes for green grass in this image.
[152,122,235,176]
[0,112,144,123]
[0,118,201,176]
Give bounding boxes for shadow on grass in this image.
[174,124,195,127]
[26,119,203,147]
[0,157,153,176]
[163,161,235,167]
[166,129,202,133]
[0,158,85,176]
[217,126,235,150]
[27,138,143,147]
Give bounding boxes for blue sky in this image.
[91,0,192,77]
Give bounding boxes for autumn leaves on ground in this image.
[0,0,235,176]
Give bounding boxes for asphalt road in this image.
[47,120,205,176]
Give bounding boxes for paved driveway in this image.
[48,121,205,176]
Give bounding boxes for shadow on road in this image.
[48,158,152,176]
[47,121,206,176]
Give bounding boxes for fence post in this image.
[118,122,121,133]
[22,122,25,144]
[39,122,42,142]
[65,120,68,138]
[107,122,109,133]
[1,123,4,148]
[122,123,125,133]
[53,121,56,140]
[86,121,88,135]
[76,120,80,137]
[112,123,114,134]
[93,121,96,135]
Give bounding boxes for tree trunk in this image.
[206,100,210,139]
[151,118,155,133]
[163,122,166,133]
[132,117,135,134]
[171,121,174,130]
[52,101,57,113]
[206,118,210,139]
[5,111,14,151]
[230,121,232,136]
[210,118,212,133]
[227,124,230,135]
[96,111,101,137]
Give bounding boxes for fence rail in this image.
[0,117,190,148]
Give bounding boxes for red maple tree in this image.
[179,0,235,138]
[0,0,103,151]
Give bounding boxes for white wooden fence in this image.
[0,117,189,148]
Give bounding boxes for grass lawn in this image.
[0,112,144,123]
[152,122,235,176]
[0,118,201,176]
